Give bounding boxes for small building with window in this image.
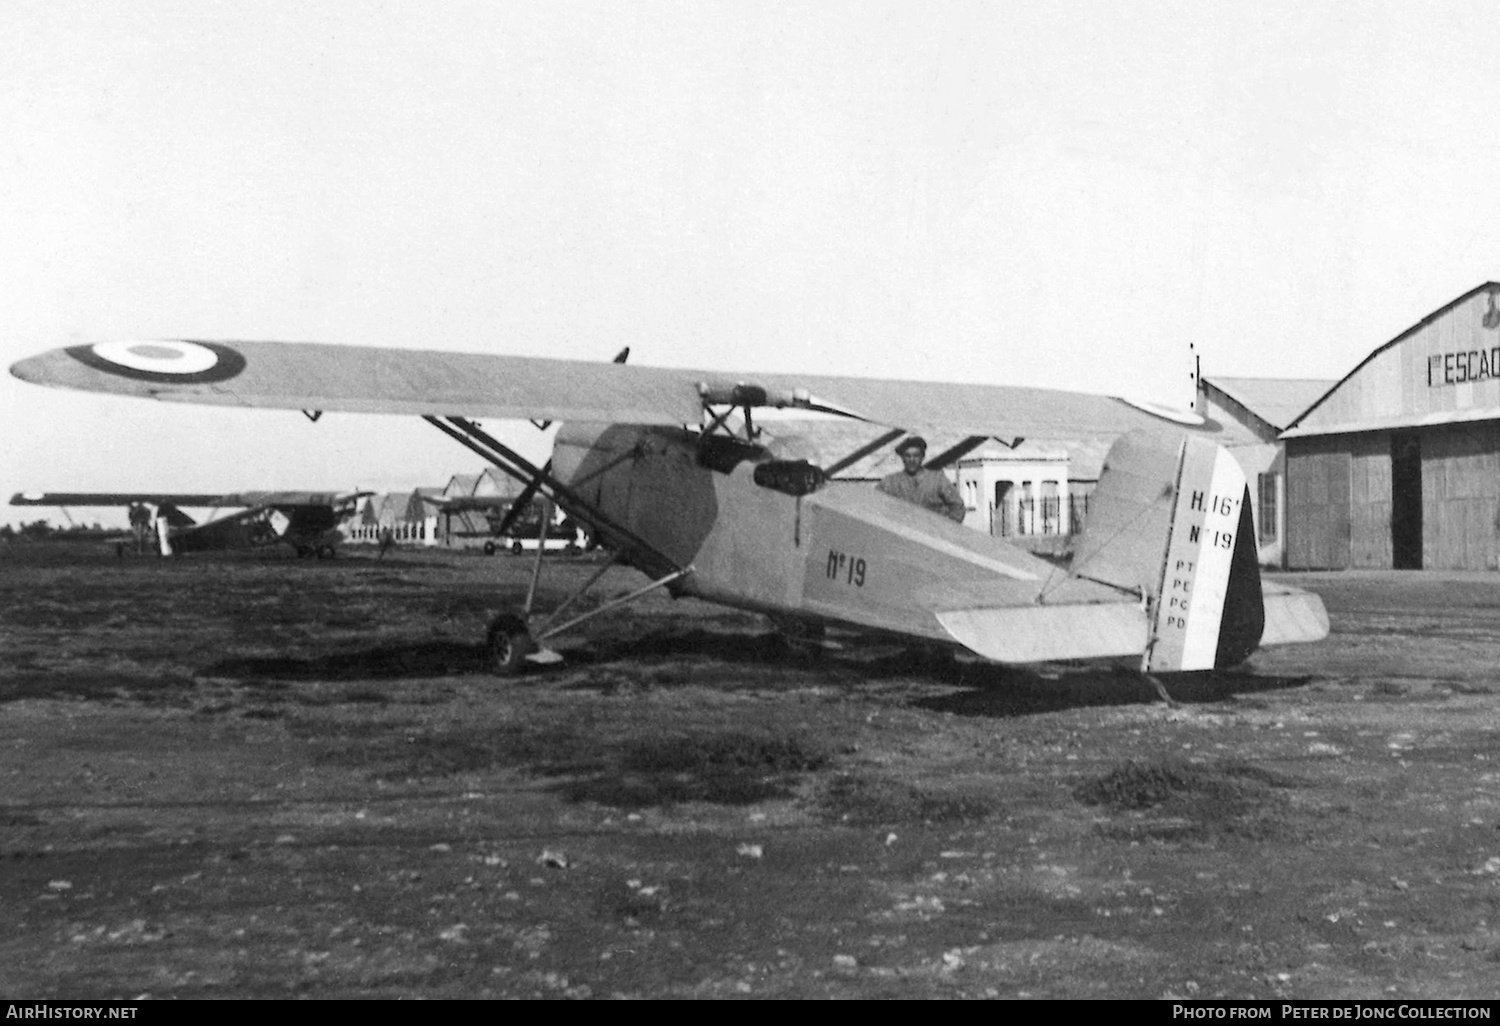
[952,437,1109,544]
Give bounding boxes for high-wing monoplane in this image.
[426,493,587,555]
[10,339,1329,679]
[9,489,370,558]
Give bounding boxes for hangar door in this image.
[1286,437,1351,569]
[1391,432,1422,569]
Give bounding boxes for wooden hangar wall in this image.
[1197,376,1338,569]
[1281,282,1500,570]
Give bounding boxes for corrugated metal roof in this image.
[442,474,480,497]
[475,467,524,498]
[1204,377,1337,432]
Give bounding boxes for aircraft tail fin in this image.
[1072,431,1321,671]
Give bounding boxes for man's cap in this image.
[895,436,928,455]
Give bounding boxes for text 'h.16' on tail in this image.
[1071,431,1328,673]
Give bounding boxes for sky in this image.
[4,0,1499,527]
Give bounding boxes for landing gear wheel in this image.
[483,540,497,556]
[316,545,336,559]
[487,614,536,676]
[511,541,523,555]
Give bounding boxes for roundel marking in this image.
[65,340,247,384]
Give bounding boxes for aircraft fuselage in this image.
[550,423,1106,643]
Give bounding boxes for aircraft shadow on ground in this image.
[201,641,488,681]
[566,629,1317,713]
[192,627,1314,716]
[918,665,1316,718]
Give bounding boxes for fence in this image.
[991,493,1091,537]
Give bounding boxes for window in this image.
[1257,472,1278,543]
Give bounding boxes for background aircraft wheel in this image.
[316,544,336,559]
[483,540,496,556]
[510,541,523,555]
[486,614,536,676]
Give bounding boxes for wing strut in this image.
[421,415,684,577]
[493,461,552,539]
[824,428,906,478]
[925,435,990,470]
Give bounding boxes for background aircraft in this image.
[430,493,588,555]
[9,489,370,558]
[10,339,1329,677]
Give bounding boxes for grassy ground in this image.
[1,543,1498,998]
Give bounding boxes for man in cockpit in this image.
[877,436,968,523]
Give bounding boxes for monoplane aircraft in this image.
[428,494,586,555]
[9,489,369,558]
[10,339,1329,678]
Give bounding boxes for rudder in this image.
[1071,431,1264,672]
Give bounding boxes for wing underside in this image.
[11,339,1252,442]
[10,492,234,508]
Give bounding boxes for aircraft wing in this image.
[10,339,1245,442]
[428,495,513,512]
[10,491,363,509]
[11,491,235,508]
[218,491,370,510]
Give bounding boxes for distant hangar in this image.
[1281,281,1500,570]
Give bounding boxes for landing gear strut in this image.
[418,414,691,677]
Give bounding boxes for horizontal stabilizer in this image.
[1260,583,1330,646]
[936,604,1147,664]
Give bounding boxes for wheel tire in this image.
[486,614,536,676]
[316,545,336,559]
[511,541,523,555]
[483,540,496,556]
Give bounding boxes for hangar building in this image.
[1281,282,1500,570]
[1197,376,1337,568]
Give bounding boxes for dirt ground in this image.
[1,541,1498,1000]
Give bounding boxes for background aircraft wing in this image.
[429,495,511,512]
[11,491,234,508]
[11,339,1240,441]
[219,491,370,509]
